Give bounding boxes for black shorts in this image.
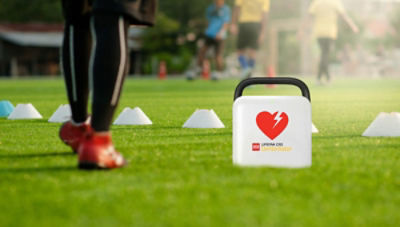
[62,0,156,26]
[237,22,261,50]
[205,36,225,57]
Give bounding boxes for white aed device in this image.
[233,77,312,168]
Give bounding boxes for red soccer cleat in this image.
[59,120,92,153]
[77,132,127,169]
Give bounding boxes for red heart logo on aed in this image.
[256,112,289,140]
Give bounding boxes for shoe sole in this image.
[78,161,127,170]
[78,162,105,170]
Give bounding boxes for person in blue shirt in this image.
[189,0,231,80]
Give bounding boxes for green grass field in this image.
[0,77,399,226]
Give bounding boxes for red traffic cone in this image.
[158,61,167,80]
[266,66,276,88]
[202,60,210,80]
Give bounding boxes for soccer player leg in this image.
[211,39,225,80]
[215,40,225,72]
[197,42,209,74]
[324,39,333,81]
[61,0,91,124]
[59,0,93,152]
[246,23,261,76]
[90,12,129,132]
[237,24,248,70]
[317,38,331,82]
[76,12,129,169]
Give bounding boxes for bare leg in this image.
[197,45,209,68]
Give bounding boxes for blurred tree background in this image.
[2,0,398,75]
[0,0,306,74]
[0,0,62,22]
[0,0,221,74]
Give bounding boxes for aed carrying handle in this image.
[234,77,311,101]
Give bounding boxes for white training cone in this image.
[183,109,225,128]
[362,112,400,137]
[113,107,152,125]
[312,123,319,133]
[8,103,43,119]
[48,104,71,123]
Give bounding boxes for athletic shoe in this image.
[78,132,127,169]
[186,70,196,81]
[59,120,92,153]
[211,71,222,81]
[186,66,201,80]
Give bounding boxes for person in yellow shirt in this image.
[230,0,270,78]
[308,0,358,84]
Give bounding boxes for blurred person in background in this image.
[230,0,269,79]
[187,0,231,80]
[308,0,359,85]
[59,0,156,169]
